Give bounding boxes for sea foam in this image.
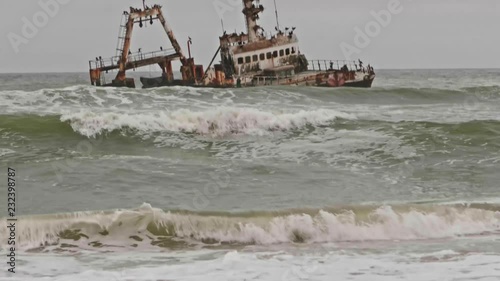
[1,203,499,251]
[60,107,355,137]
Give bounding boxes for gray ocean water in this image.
[1,69,500,281]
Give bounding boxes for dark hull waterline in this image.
[140,74,376,89]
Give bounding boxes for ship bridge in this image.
[218,0,303,77]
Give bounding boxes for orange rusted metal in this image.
[88,3,196,88]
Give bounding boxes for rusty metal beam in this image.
[156,9,187,64]
[201,46,221,82]
[91,53,180,72]
[116,12,135,82]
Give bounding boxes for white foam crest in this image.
[159,206,500,244]
[0,205,154,251]
[12,249,500,281]
[0,85,100,115]
[0,148,16,157]
[2,204,499,251]
[60,107,354,137]
[0,89,59,114]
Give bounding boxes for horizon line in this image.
[1,67,499,75]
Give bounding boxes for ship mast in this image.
[242,0,264,43]
[273,0,280,32]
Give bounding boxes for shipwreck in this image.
[89,0,376,89]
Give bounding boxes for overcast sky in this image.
[0,0,499,73]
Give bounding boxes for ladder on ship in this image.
[115,12,129,59]
[95,13,129,86]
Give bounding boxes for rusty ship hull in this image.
[89,1,375,90]
[140,70,376,89]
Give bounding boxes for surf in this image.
[1,203,499,252]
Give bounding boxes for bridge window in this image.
[238,57,244,64]
[266,52,272,59]
[291,47,296,54]
[285,48,290,55]
[273,51,278,58]
[245,56,251,63]
[260,53,265,60]
[279,50,284,57]
[253,55,258,62]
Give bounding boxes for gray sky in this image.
[0,0,499,73]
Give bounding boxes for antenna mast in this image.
[274,0,280,31]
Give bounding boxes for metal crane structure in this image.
[89,4,203,88]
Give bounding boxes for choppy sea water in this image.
[1,69,500,281]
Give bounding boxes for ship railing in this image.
[308,60,360,72]
[89,56,121,71]
[89,48,176,70]
[127,48,176,64]
[250,75,295,86]
[251,75,278,86]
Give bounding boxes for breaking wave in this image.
[2,113,500,145]
[59,108,355,137]
[0,84,499,114]
[1,203,499,252]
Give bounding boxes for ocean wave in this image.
[311,85,500,101]
[59,108,354,137]
[0,148,16,157]
[2,113,500,145]
[1,85,498,113]
[1,203,499,252]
